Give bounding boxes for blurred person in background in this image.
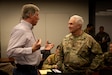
[42,45,60,69]
[95,26,111,53]
[99,42,112,75]
[84,24,94,37]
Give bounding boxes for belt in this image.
[16,64,38,71]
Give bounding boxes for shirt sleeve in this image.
[56,43,63,70]
[88,38,103,71]
[42,54,55,69]
[7,29,32,57]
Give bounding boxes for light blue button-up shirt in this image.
[7,20,43,66]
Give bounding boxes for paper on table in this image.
[39,69,52,75]
[52,69,62,73]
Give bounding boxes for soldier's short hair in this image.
[71,15,84,25]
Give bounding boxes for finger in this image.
[46,41,51,44]
[36,39,41,45]
[35,39,39,44]
[46,41,48,44]
[38,39,41,45]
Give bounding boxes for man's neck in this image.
[72,30,83,37]
[24,18,31,23]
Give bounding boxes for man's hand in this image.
[45,41,54,50]
[52,65,58,69]
[32,39,41,52]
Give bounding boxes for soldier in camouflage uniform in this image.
[99,43,112,75]
[42,45,60,69]
[56,15,103,75]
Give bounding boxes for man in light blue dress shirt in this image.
[7,4,54,75]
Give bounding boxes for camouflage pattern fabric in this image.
[102,52,112,68]
[57,32,103,74]
[42,54,58,69]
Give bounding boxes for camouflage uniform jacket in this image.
[57,32,103,73]
[102,52,112,68]
[42,53,58,69]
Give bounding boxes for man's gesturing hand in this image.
[32,39,41,52]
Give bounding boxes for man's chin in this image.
[69,31,73,33]
[33,23,37,26]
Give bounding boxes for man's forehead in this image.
[69,18,76,23]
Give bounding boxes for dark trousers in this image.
[13,68,38,75]
[13,64,38,75]
[99,69,112,75]
[0,70,9,75]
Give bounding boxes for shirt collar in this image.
[21,20,33,30]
